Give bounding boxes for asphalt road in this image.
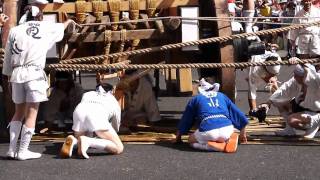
[0,142,319,180]
[1,66,319,180]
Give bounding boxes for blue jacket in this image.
[178,92,248,134]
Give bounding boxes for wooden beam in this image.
[213,0,235,101]
[42,0,198,13]
[66,29,167,43]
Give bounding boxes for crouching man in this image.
[257,61,320,138]
[60,83,123,159]
[175,78,248,153]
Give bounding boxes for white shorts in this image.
[72,103,112,132]
[11,79,49,104]
[194,125,234,144]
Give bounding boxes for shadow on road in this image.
[42,142,62,159]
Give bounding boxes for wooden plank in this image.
[66,29,167,43]
[42,0,198,13]
[178,68,193,93]
[213,0,235,101]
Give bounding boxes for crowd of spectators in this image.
[228,0,320,59]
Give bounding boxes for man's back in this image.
[8,21,64,67]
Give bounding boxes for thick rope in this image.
[60,21,320,64]
[0,57,318,71]
[46,58,320,71]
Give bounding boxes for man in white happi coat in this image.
[288,0,320,58]
[2,5,79,160]
[248,50,282,119]
[258,60,320,138]
[60,83,123,159]
[120,70,161,128]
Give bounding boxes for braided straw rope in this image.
[75,0,87,23]
[129,0,140,28]
[59,20,320,64]
[146,0,156,17]
[92,0,104,22]
[108,0,120,31]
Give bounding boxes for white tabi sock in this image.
[192,143,215,151]
[88,137,118,152]
[309,114,320,126]
[19,125,35,153]
[17,125,41,160]
[8,121,22,152]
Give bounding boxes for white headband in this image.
[19,6,40,24]
[31,6,40,17]
[198,78,220,95]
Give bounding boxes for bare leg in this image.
[95,129,124,155]
[274,101,296,136]
[287,112,317,130]
[12,103,26,122]
[24,102,40,128]
[248,99,257,111]
[76,128,124,159]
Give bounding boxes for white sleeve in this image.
[45,22,65,48]
[111,98,121,132]
[269,77,299,103]
[2,31,13,76]
[305,64,320,87]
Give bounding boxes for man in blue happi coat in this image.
[175,78,248,153]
